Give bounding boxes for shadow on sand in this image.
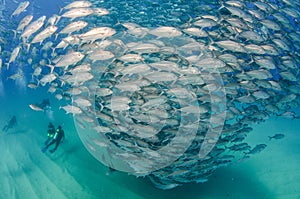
[108,163,273,199]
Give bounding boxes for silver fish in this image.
[7,46,21,69]
[149,26,182,38]
[63,1,92,10]
[16,15,33,32]
[11,1,30,17]
[29,104,44,112]
[60,105,82,114]
[21,16,46,40]
[30,25,58,44]
[59,20,88,35]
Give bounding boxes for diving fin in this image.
[41,147,47,153]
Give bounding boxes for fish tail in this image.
[55,15,61,25]
[46,64,55,74]
[12,30,17,39]
[54,33,58,41]
[218,0,225,11]
[114,19,121,27]
[99,103,104,112]
[268,136,272,141]
[58,6,63,14]
[26,43,31,52]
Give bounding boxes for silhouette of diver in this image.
[41,125,65,153]
[44,122,55,145]
[37,98,51,111]
[2,115,17,132]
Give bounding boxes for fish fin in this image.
[55,16,61,25]
[295,116,300,120]
[58,6,63,14]
[218,0,226,10]
[268,136,272,141]
[12,30,17,39]
[46,64,55,74]
[99,103,104,112]
[25,43,31,52]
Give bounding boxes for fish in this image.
[149,26,182,38]
[7,46,21,69]
[244,44,266,55]
[224,17,249,30]
[59,20,88,35]
[16,15,33,33]
[129,43,160,54]
[244,144,267,155]
[69,63,91,74]
[7,71,23,80]
[11,1,30,17]
[195,57,226,70]
[30,25,58,44]
[239,30,264,42]
[53,51,85,69]
[74,97,92,107]
[29,104,44,112]
[62,1,92,10]
[93,8,110,16]
[118,53,144,63]
[20,16,47,41]
[193,18,218,28]
[252,90,270,99]
[183,27,208,37]
[120,63,151,76]
[79,27,116,43]
[114,81,141,92]
[64,72,93,86]
[61,7,94,20]
[27,82,38,89]
[214,40,245,53]
[87,49,115,62]
[39,73,57,86]
[260,19,281,31]
[60,105,82,114]
[54,35,80,50]
[32,67,42,77]
[46,14,61,26]
[268,134,285,140]
[276,111,297,119]
[145,71,178,82]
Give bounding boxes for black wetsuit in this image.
[44,125,55,145]
[2,116,17,132]
[44,128,65,153]
[39,99,50,110]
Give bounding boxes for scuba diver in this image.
[37,98,51,111]
[44,122,55,145]
[33,98,54,120]
[41,125,65,153]
[2,115,17,132]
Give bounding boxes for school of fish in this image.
[0,0,299,189]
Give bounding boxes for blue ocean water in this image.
[0,0,300,198]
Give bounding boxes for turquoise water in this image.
[1,0,300,198]
[1,89,299,198]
